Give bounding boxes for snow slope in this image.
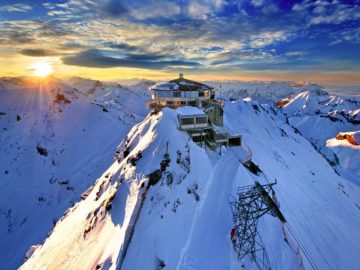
[225,101,360,269]
[20,100,360,270]
[0,77,148,269]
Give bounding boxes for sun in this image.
[29,62,53,77]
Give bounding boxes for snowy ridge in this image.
[20,109,214,269]
[20,101,360,270]
[283,87,359,118]
[282,88,360,185]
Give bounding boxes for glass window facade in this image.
[181,117,195,125]
[192,135,205,142]
[154,91,173,98]
[196,117,207,124]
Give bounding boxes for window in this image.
[196,117,207,124]
[216,133,227,140]
[156,91,173,98]
[183,91,191,98]
[199,91,204,97]
[181,117,194,125]
[173,91,181,97]
[192,135,204,143]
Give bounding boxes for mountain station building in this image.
[147,74,241,149]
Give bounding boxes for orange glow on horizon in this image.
[0,54,358,86]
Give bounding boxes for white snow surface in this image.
[151,82,179,91]
[19,100,360,270]
[176,106,205,116]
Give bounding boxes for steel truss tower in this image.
[229,182,286,270]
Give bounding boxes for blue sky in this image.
[0,0,359,83]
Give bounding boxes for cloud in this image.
[54,0,180,21]
[284,51,308,57]
[187,0,224,20]
[209,49,273,66]
[19,49,59,57]
[102,41,138,51]
[42,3,56,10]
[128,1,181,20]
[0,33,34,45]
[188,2,211,20]
[0,4,32,13]
[310,6,360,25]
[99,0,128,18]
[62,49,201,69]
[292,0,360,26]
[251,0,264,7]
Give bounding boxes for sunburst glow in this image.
[29,62,53,77]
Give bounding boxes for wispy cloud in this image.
[0,3,32,13]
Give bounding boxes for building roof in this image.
[176,106,206,116]
[151,83,179,91]
[212,125,228,134]
[151,74,213,92]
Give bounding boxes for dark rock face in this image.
[54,94,71,105]
[36,145,48,156]
[147,170,162,186]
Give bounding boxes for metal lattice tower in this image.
[229,182,286,270]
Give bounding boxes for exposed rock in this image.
[54,93,71,105]
[147,170,162,186]
[36,145,48,156]
[336,132,359,145]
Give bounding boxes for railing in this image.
[146,99,166,108]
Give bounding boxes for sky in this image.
[0,0,359,84]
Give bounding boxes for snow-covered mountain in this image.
[1,77,359,270]
[207,80,359,101]
[206,81,321,102]
[18,99,360,270]
[281,86,360,185]
[0,77,149,269]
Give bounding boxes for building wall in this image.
[152,90,214,100]
[178,115,208,130]
[205,105,224,126]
